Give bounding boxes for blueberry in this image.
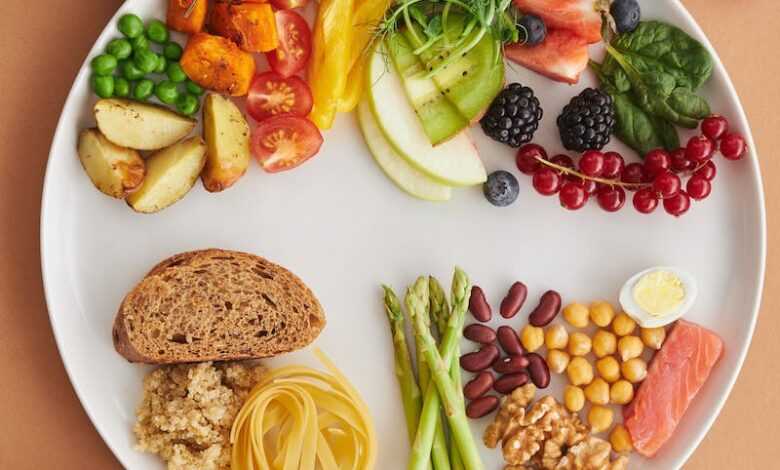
[517,14,546,46]
[484,171,520,207]
[611,0,641,34]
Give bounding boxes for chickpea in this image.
[566,356,594,386]
[610,379,635,405]
[610,424,634,453]
[564,385,585,412]
[584,377,610,405]
[618,335,644,361]
[563,303,589,328]
[588,405,614,433]
[641,327,666,350]
[567,332,592,356]
[547,349,571,374]
[612,312,637,336]
[621,357,648,383]
[520,324,545,352]
[545,324,569,350]
[596,356,621,383]
[589,301,615,327]
[592,329,617,358]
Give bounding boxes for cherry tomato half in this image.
[252,115,323,172]
[266,10,312,78]
[246,71,313,122]
[270,0,309,9]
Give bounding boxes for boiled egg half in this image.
[618,267,698,328]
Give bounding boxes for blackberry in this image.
[557,88,615,152]
[480,83,543,148]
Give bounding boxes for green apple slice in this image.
[367,41,487,187]
[357,100,452,202]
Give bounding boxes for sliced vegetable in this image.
[180,33,256,96]
[210,2,279,53]
[167,0,207,35]
[246,72,313,122]
[266,10,312,78]
[251,115,323,172]
[202,94,251,192]
[270,0,309,9]
[77,128,145,199]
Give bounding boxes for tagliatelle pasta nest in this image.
[230,349,377,470]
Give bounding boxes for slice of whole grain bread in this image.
[113,249,326,364]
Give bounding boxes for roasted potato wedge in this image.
[201,94,250,192]
[77,128,145,198]
[94,99,197,151]
[127,137,207,213]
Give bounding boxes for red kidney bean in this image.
[460,344,499,372]
[463,324,497,344]
[466,395,500,419]
[525,352,551,388]
[463,371,495,400]
[528,290,562,327]
[496,326,524,356]
[468,285,492,322]
[500,282,527,318]
[492,355,530,374]
[493,372,529,394]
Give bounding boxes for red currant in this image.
[643,149,671,177]
[687,175,712,200]
[622,163,647,190]
[670,148,694,173]
[596,186,626,212]
[719,132,747,160]
[550,154,575,174]
[685,135,715,162]
[533,168,562,196]
[559,182,588,210]
[663,191,691,217]
[601,152,625,179]
[701,115,729,140]
[581,179,598,195]
[516,144,547,175]
[652,170,681,199]
[633,188,659,214]
[579,150,605,177]
[693,160,717,181]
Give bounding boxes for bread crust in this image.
[112,249,326,364]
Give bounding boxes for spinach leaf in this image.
[668,87,711,121]
[604,21,714,90]
[651,115,681,150]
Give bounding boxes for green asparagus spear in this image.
[409,269,483,470]
[406,278,451,470]
[383,286,423,443]
[430,276,465,470]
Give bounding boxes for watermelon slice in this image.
[624,320,724,457]
[504,29,589,84]
[513,0,603,44]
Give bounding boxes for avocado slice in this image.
[386,32,468,145]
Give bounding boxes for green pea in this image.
[146,19,169,44]
[106,38,132,60]
[120,60,145,81]
[163,41,183,61]
[133,79,155,101]
[134,49,159,74]
[90,54,118,76]
[91,74,114,98]
[155,80,179,104]
[130,34,148,51]
[114,77,130,97]
[155,56,167,74]
[176,93,200,115]
[166,62,187,83]
[118,14,144,39]
[185,80,204,96]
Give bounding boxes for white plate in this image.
[41,1,765,469]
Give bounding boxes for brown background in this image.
[0,1,776,468]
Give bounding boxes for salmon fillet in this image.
[624,320,723,457]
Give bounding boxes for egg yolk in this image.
[632,270,685,317]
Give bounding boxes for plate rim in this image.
[39,1,767,468]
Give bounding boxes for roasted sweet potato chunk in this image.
[167,0,207,35]
[180,33,256,96]
[210,2,278,53]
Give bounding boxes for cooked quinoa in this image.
[134,361,265,470]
